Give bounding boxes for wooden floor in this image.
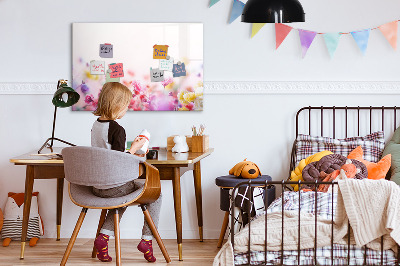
[0,239,221,265]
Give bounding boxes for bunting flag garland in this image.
[251,23,266,38]
[351,29,370,55]
[209,0,220,8]
[323,33,341,58]
[207,3,400,57]
[298,30,317,58]
[378,21,398,50]
[229,0,245,24]
[275,23,293,49]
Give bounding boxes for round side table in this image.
[215,175,275,248]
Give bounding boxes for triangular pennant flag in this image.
[323,33,341,58]
[351,29,370,55]
[378,21,398,50]
[209,0,220,7]
[275,23,293,49]
[251,23,266,38]
[298,29,317,58]
[229,0,245,24]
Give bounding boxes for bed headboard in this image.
[290,106,400,179]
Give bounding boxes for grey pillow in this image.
[382,126,400,184]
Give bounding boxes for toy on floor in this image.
[0,208,3,232]
[1,192,44,247]
[229,159,261,179]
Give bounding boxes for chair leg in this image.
[217,211,230,248]
[114,209,121,266]
[91,209,108,258]
[60,208,88,266]
[141,205,171,263]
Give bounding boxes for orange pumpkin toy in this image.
[229,159,261,179]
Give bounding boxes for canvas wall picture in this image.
[72,23,203,111]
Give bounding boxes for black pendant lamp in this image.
[242,0,305,23]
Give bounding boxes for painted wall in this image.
[1,0,400,239]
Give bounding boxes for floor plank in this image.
[0,239,221,265]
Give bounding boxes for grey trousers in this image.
[92,180,162,240]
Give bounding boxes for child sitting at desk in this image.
[91,82,162,263]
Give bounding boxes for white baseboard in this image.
[1,81,400,94]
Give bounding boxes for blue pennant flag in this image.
[209,0,221,7]
[229,0,245,24]
[323,33,341,58]
[351,29,371,55]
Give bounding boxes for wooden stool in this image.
[215,175,275,248]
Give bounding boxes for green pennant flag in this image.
[209,0,221,7]
[251,23,266,38]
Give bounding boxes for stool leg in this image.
[92,209,107,258]
[114,209,121,266]
[217,211,230,248]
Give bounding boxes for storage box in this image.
[191,135,209,153]
[167,135,192,151]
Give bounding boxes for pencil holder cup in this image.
[191,135,209,153]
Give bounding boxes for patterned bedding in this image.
[234,191,397,265]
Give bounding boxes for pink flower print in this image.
[85,94,95,104]
[131,80,143,95]
[185,102,195,111]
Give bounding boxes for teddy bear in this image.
[1,192,44,247]
[229,159,261,179]
[172,135,189,153]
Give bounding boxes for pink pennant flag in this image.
[298,29,318,58]
[378,21,398,50]
[275,23,293,49]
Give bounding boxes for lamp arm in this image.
[50,105,58,148]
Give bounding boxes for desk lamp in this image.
[241,0,305,23]
[38,79,80,154]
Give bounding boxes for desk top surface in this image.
[10,147,214,166]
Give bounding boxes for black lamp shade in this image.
[52,84,80,108]
[242,0,305,23]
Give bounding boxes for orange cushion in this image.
[348,146,391,180]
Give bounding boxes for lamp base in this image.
[38,137,76,154]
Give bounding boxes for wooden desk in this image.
[10,147,213,261]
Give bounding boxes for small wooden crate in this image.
[167,135,192,151]
[191,135,209,153]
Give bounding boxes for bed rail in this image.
[289,106,400,182]
[230,180,400,266]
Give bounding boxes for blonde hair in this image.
[93,82,132,120]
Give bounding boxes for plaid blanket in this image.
[234,191,397,265]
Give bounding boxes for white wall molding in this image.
[1,81,400,95]
[206,81,400,94]
[0,83,56,94]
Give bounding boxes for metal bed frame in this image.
[230,106,400,266]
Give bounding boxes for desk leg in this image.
[172,167,183,261]
[193,161,203,242]
[56,178,64,241]
[20,165,34,259]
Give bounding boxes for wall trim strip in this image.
[0,81,399,95]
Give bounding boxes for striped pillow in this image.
[294,131,385,166]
